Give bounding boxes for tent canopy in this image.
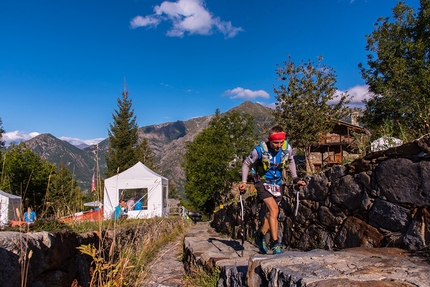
[0,189,22,226]
[83,201,103,207]
[103,162,169,219]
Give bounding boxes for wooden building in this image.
[310,121,369,171]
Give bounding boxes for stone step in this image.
[184,222,430,287]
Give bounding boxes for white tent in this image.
[0,190,22,226]
[103,162,169,220]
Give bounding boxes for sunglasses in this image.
[271,141,284,144]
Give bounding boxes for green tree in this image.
[105,86,156,177]
[183,109,256,214]
[0,117,5,149]
[0,143,55,212]
[135,137,158,171]
[168,181,180,199]
[273,56,351,173]
[45,165,85,218]
[359,1,430,140]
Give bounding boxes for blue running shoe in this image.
[255,232,268,254]
[271,242,283,255]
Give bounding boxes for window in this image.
[119,188,148,210]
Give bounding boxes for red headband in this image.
[268,132,286,142]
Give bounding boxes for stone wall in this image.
[0,217,186,287]
[0,230,99,287]
[212,135,430,251]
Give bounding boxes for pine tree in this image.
[0,117,5,149]
[135,137,158,171]
[105,83,156,178]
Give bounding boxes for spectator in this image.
[126,197,135,211]
[113,199,128,220]
[134,198,143,210]
[23,207,37,224]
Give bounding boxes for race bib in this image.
[263,183,282,197]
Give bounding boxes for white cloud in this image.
[346,84,372,105]
[212,17,243,38]
[329,84,371,107]
[257,101,276,109]
[59,136,104,147]
[2,130,104,148]
[130,0,243,38]
[130,15,161,28]
[223,87,270,100]
[3,130,40,145]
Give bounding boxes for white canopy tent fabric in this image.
[83,201,103,208]
[103,162,169,220]
[0,190,22,226]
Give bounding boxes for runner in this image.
[239,125,306,254]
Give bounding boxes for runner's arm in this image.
[241,149,258,183]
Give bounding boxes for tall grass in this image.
[76,217,193,287]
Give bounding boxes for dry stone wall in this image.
[0,217,186,287]
[212,135,430,252]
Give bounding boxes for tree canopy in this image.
[182,109,256,214]
[272,56,351,172]
[105,86,156,178]
[359,0,430,140]
[0,143,56,212]
[45,165,85,218]
[0,117,5,149]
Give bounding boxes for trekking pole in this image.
[288,183,304,249]
[239,191,245,257]
[288,184,300,250]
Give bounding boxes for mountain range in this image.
[23,101,276,194]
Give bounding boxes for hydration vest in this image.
[252,140,290,180]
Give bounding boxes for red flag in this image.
[91,173,96,192]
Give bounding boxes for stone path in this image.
[138,235,186,287]
[184,222,430,287]
[138,221,430,287]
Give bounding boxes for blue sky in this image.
[1,0,420,146]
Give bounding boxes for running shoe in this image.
[255,232,268,254]
[271,242,283,255]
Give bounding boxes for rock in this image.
[183,223,430,287]
[369,198,412,232]
[248,247,430,287]
[0,231,98,287]
[213,136,430,252]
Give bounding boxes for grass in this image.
[75,217,195,286]
[4,215,199,287]
[183,265,220,287]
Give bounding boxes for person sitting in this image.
[113,199,128,220]
[23,207,37,224]
[134,199,143,210]
[126,197,135,211]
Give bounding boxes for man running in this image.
[239,125,306,254]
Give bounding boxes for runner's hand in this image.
[239,182,247,194]
[297,180,306,189]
